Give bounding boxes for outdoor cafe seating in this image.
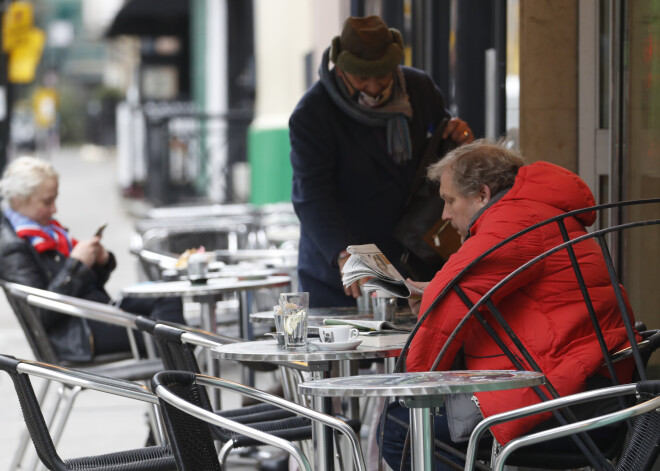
[3,199,660,471]
[0,282,165,471]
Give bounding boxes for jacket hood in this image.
[501,161,596,226]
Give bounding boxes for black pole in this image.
[0,0,13,173]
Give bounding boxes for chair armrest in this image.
[4,281,144,359]
[492,393,660,471]
[27,295,136,327]
[194,373,366,471]
[14,357,158,404]
[464,383,636,471]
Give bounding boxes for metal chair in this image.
[0,354,176,471]
[135,316,360,468]
[152,370,366,471]
[396,199,660,470]
[465,380,660,471]
[133,248,178,281]
[1,282,165,471]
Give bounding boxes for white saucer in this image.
[310,339,362,351]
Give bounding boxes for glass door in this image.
[622,1,660,341]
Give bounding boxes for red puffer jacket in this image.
[406,161,636,445]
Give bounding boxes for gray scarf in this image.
[319,47,413,165]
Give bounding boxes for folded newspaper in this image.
[341,244,424,298]
[323,318,412,333]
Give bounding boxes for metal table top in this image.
[250,306,413,324]
[181,267,285,281]
[213,249,299,261]
[211,335,408,363]
[298,370,545,398]
[121,275,291,299]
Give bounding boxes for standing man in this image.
[290,15,473,307]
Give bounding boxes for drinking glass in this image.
[356,292,371,312]
[279,292,309,347]
[271,305,285,345]
[372,296,397,322]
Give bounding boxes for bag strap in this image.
[406,117,451,205]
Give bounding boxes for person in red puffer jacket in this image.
[381,139,637,470]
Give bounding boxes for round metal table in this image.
[211,336,407,365]
[121,275,291,340]
[250,305,413,326]
[299,370,545,471]
[211,336,409,471]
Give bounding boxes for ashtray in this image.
[187,275,208,285]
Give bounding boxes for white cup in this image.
[318,325,359,343]
[187,252,208,279]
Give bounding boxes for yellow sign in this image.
[2,2,34,52]
[33,87,58,128]
[8,28,45,83]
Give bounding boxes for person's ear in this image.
[479,185,491,205]
[10,196,25,211]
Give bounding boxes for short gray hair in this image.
[427,139,525,197]
[0,156,58,208]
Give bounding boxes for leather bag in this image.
[393,118,462,279]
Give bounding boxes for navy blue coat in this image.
[290,67,450,307]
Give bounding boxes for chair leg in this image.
[9,380,52,471]
[49,385,83,447]
[333,430,347,471]
[146,402,168,446]
[218,439,236,467]
[28,384,83,471]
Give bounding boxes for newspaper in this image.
[341,244,424,298]
[323,318,412,333]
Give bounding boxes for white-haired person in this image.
[0,156,185,362]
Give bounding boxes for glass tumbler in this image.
[279,292,309,347]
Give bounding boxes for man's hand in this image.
[406,279,430,316]
[443,118,474,145]
[70,237,102,268]
[339,255,362,298]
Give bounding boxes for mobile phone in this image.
[94,222,108,237]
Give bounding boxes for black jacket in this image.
[0,215,116,361]
[289,66,450,307]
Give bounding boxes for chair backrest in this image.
[400,199,660,383]
[139,223,255,255]
[2,284,60,364]
[151,370,223,471]
[0,354,175,471]
[399,199,660,469]
[135,316,241,413]
[399,198,660,373]
[152,370,366,471]
[135,249,178,281]
[2,281,141,364]
[432,209,660,386]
